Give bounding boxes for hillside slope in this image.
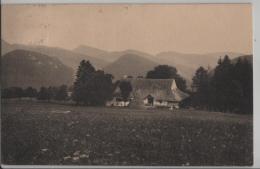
[2,49,74,89]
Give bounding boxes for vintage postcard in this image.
[1,3,253,167]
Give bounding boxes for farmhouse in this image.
[107,78,189,109]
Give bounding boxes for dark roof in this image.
[124,78,189,102]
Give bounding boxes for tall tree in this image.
[87,70,114,105]
[210,55,252,114]
[72,60,114,105]
[72,60,96,104]
[146,65,187,91]
[211,55,235,112]
[192,66,210,108]
[119,81,133,101]
[232,58,253,114]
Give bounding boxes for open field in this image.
[1,100,253,166]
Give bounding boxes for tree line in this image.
[1,60,189,107]
[2,55,252,114]
[190,55,252,114]
[2,85,69,101]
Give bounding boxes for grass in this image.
[1,100,253,166]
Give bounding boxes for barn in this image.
[107,78,189,109]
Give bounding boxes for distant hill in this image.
[102,49,154,63]
[2,49,74,89]
[1,40,109,71]
[73,45,108,58]
[73,46,154,63]
[104,54,158,79]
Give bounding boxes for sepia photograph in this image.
[1,3,254,167]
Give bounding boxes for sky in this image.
[1,4,252,55]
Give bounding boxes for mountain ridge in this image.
[1,40,109,71]
[2,39,250,83]
[73,45,108,58]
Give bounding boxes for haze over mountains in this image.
[73,43,247,80]
[1,39,251,88]
[1,40,108,71]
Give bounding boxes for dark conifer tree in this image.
[72,60,114,105]
[72,60,96,104]
[87,70,114,105]
[211,55,234,112]
[232,58,253,114]
[192,66,210,109]
[207,55,253,114]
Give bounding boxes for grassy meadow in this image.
[1,100,253,166]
